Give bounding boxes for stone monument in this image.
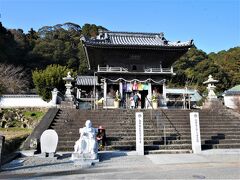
[135,112,144,155]
[62,72,74,101]
[190,112,201,153]
[71,120,99,165]
[40,129,58,157]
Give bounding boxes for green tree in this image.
[32,64,76,100]
[82,23,108,38]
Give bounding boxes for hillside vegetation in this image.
[0,22,239,96]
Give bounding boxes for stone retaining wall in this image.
[0,95,56,108]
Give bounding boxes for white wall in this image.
[0,95,55,108]
[224,95,240,109]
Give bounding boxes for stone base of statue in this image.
[64,95,74,102]
[71,153,99,167]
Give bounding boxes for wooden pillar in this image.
[76,88,81,99]
[119,81,123,98]
[162,82,167,104]
[148,82,152,97]
[103,79,107,102]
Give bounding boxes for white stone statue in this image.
[72,120,98,160]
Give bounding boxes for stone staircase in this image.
[49,108,240,154]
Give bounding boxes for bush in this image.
[32,64,76,100]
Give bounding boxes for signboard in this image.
[135,112,144,155]
[190,112,201,153]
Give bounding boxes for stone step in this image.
[146,149,193,154]
[52,125,240,132]
[144,144,192,150]
[51,120,240,125]
[51,108,240,152]
[202,143,240,150]
[102,131,240,136]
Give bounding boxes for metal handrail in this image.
[160,109,181,138]
[145,97,181,138]
[57,91,65,100]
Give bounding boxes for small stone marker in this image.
[40,129,58,157]
[136,112,144,155]
[190,112,201,153]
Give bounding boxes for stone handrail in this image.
[21,108,59,151]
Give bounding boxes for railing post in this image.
[164,125,166,145]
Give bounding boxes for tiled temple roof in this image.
[224,85,240,95]
[81,31,193,49]
[76,76,98,86]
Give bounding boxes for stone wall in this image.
[0,95,55,108]
[0,108,48,129]
[224,95,240,109]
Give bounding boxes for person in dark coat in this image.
[96,126,106,150]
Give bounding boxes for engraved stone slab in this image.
[40,129,58,154]
[136,112,144,155]
[190,112,201,153]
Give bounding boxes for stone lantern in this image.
[203,75,219,100]
[63,72,74,101]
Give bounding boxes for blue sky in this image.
[0,0,239,53]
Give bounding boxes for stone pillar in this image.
[51,88,59,105]
[0,135,5,170]
[190,112,201,153]
[135,112,144,155]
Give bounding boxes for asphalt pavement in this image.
[0,149,239,179]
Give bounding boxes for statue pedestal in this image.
[71,152,99,166]
[71,152,98,160]
[202,99,223,110]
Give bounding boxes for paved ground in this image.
[0,149,240,179]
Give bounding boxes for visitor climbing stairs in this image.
[49,108,240,154]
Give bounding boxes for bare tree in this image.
[0,63,30,94]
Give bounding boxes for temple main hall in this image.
[76,30,193,109]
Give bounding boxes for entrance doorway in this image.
[140,90,148,109]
